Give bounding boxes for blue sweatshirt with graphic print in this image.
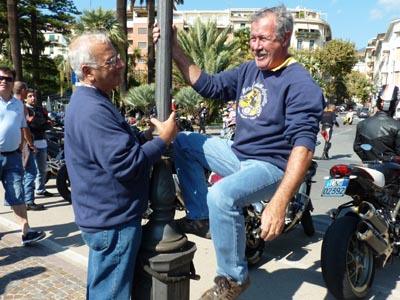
[65,86,166,232]
[193,59,325,170]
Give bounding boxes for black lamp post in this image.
[133,1,197,299]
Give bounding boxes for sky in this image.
[73,0,400,50]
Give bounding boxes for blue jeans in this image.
[23,149,37,204]
[81,218,142,300]
[34,147,47,194]
[173,132,284,283]
[0,152,25,206]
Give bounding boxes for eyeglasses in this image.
[101,54,121,67]
[0,75,14,83]
[87,54,121,69]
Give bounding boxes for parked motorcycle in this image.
[243,159,317,265]
[320,144,400,299]
[46,127,71,203]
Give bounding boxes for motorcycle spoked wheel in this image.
[321,216,375,300]
[56,164,71,203]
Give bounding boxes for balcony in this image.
[295,30,320,39]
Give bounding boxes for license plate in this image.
[321,178,349,197]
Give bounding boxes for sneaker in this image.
[200,276,250,300]
[175,217,211,239]
[26,202,46,211]
[22,230,46,246]
[36,191,53,197]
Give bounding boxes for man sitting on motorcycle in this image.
[354,84,400,161]
[320,104,339,160]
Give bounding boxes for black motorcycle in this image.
[320,145,400,299]
[46,127,71,203]
[243,159,317,265]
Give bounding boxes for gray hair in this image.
[68,32,110,80]
[250,5,293,41]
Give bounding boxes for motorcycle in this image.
[174,131,317,266]
[243,159,317,265]
[343,111,354,125]
[46,127,71,203]
[320,144,400,299]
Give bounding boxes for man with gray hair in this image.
[65,31,177,299]
[154,5,324,299]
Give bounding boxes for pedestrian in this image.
[154,5,324,299]
[197,101,208,134]
[12,81,45,210]
[0,66,46,245]
[354,84,400,161]
[25,88,53,197]
[320,103,339,160]
[65,31,177,300]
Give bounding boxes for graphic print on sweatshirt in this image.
[238,82,267,120]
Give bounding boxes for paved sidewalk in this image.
[0,228,86,299]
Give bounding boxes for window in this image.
[138,42,147,49]
[138,59,145,64]
[138,28,147,35]
[297,39,303,49]
[309,40,314,49]
[49,34,55,41]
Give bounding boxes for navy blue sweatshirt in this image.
[193,59,325,170]
[65,86,166,232]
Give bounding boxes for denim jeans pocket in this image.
[81,230,109,251]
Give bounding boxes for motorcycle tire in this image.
[321,216,374,300]
[56,164,71,203]
[300,209,315,236]
[246,236,265,267]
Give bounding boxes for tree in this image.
[317,39,357,103]
[6,0,22,80]
[125,83,156,115]
[346,71,373,104]
[175,18,243,121]
[174,86,203,117]
[130,0,184,83]
[116,0,128,98]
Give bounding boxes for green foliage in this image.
[233,27,253,61]
[174,86,203,117]
[346,71,374,103]
[1,0,79,94]
[73,8,128,55]
[175,18,244,121]
[125,83,155,115]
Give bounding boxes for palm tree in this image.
[116,0,128,97]
[129,0,184,83]
[125,83,155,115]
[175,18,243,120]
[6,0,22,80]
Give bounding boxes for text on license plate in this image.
[321,178,349,197]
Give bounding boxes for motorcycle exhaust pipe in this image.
[358,201,388,234]
[357,221,389,255]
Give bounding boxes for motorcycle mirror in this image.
[360,144,372,151]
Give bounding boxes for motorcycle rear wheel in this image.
[56,164,71,203]
[321,216,374,300]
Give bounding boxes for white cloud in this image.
[378,0,400,10]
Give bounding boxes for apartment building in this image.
[129,6,332,73]
[371,19,400,88]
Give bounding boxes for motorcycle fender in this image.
[353,166,385,188]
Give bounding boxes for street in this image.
[1,114,400,299]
